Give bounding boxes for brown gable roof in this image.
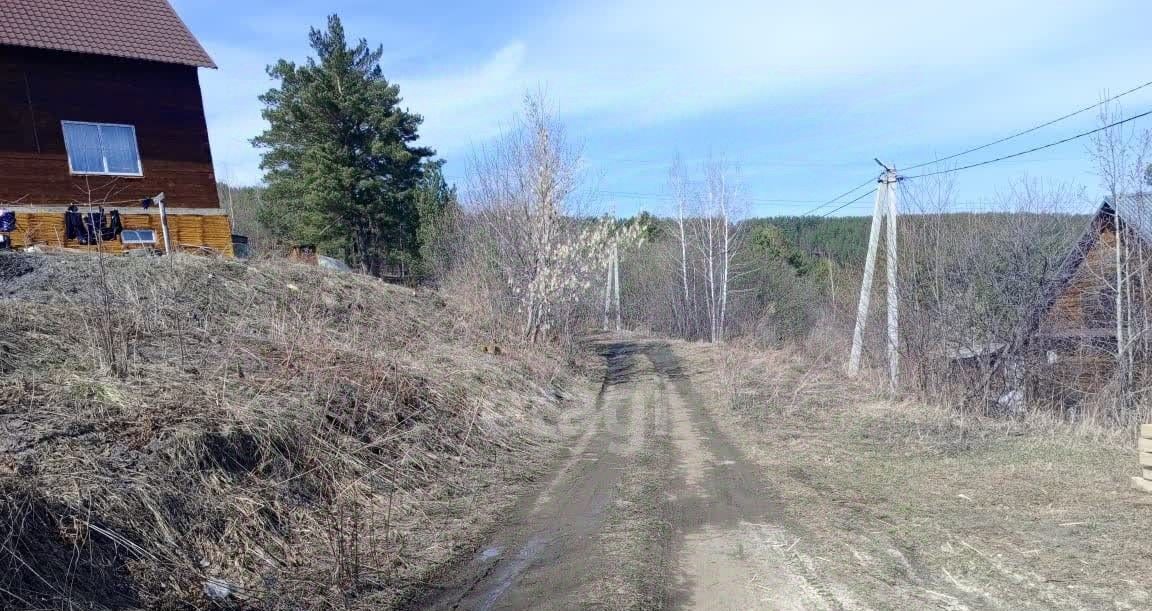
[0,0,216,68]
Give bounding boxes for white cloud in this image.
[516,0,1122,123]
[399,41,530,156]
[199,0,1151,186]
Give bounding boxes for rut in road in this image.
[411,340,841,610]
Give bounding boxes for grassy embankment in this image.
[0,252,587,610]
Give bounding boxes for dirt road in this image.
[407,337,1152,611]
[410,339,845,610]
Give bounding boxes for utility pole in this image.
[603,243,623,332]
[603,257,613,331]
[848,163,901,393]
[885,170,900,391]
[613,243,622,332]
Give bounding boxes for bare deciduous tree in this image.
[456,92,642,344]
[669,157,697,339]
[693,158,746,343]
[1090,100,1152,399]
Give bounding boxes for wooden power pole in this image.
[848,165,901,392]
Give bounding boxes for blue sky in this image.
[175,0,1152,218]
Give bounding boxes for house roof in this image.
[0,0,216,68]
[1016,194,1152,347]
[1106,193,1152,243]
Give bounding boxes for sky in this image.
[175,0,1152,218]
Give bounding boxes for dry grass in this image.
[0,252,582,609]
[679,337,1152,610]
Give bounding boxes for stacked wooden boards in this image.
[2,209,233,256]
[1135,424,1152,494]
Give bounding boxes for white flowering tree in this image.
[465,93,644,343]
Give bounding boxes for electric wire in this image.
[901,78,1152,172]
[599,191,876,209]
[902,108,1152,180]
[798,177,879,217]
[821,187,879,217]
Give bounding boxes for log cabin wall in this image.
[3,209,233,256]
[1031,214,1119,402]
[0,45,219,208]
[1041,227,1120,337]
[1034,219,1152,402]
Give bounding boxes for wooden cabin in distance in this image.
[1020,194,1152,404]
[0,0,232,254]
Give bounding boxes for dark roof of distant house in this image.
[1105,193,1152,243]
[0,0,216,68]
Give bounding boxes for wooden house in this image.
[1019,194,1152,403]
[0,0,232,255]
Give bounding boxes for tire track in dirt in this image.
[409,339,855,610]
[409,341,651,610]
[643,342,850,611]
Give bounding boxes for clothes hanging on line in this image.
[64,207,123,245]
[64,205,83,240]
[79,211,105,245]
[0,209,14,232]
[102,210,123,241]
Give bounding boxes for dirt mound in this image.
[0,252,579,609]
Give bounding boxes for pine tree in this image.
[413,162,460,277]
[253,15,434,275]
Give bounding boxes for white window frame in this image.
[61,120,144,177]
[121,229,157,245]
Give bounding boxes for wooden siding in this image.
[0,45,219,208]
[3,209,233,256]
[1040,228,1119,335]
[1033,222,1152,398]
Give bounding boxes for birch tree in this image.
[463,93,642,343]
[1090,100,1152,397]
[689,158,746,343]
[669,158,696,339]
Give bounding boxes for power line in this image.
[903,107,1152,180]
[602,176,880,217]
[797,177,879,217]
[902,78,1152,172]
[594,157,874,169]
[599,190,876,208]
[601,191,829,203]
[598,189,884,210]
[821,187,879,217]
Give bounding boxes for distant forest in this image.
[222,179,1090,279]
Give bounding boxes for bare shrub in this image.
[894,177,1085,412]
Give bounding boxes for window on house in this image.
[61,121,142,176]
[121,229,156,245]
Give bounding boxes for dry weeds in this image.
[680,337,1152,610]
[0,252,583,609]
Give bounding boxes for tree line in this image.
[238,13,1152,428]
